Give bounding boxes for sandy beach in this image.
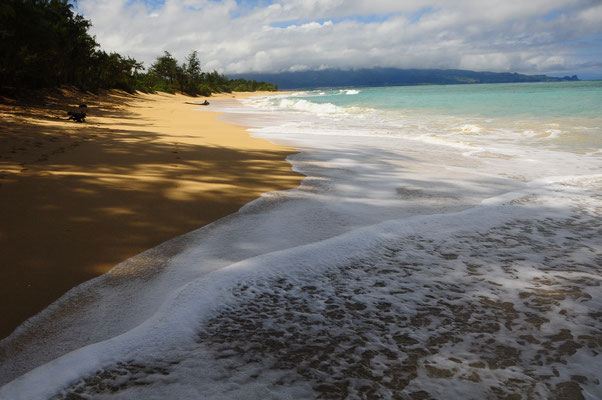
[2,0,600,397]
[0,89,302,339]
[1,85,600,399]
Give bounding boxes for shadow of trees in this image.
[0,91,302,338]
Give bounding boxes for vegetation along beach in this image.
[1,1,601,399]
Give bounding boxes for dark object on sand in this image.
[200,100,209,106]
[79,104,87,108]
[67,111,86,122]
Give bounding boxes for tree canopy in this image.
[0,0,277,95]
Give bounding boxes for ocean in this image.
[250,81,602,153]
[2,82,601,399]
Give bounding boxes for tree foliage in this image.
[141,51,277,96]
[1,0,96,89]
[0,0,277,95]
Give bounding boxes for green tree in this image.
[0,0,150,93]
[184,50,204,95]
[0,2,278,96]
[186,51,202,81]
[93,52,144,93]
[1,0,97,89]
[149,51,178,92]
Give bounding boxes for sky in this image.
[75,0,602,78]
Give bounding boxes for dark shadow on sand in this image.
[0,91,302,339]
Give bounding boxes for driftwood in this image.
[185,100,210,106]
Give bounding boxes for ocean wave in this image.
[277,98,345,115]
[4,89,601,399]
[246,97,599,163]
[457,124,482,134]
[3,175,601,399]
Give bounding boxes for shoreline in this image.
[1,85,600,398]
[0,89,303,339]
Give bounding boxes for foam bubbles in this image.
[4,176,600,400]
[243,90,601,155]
[2,89,600,399]
[458,124,482,134]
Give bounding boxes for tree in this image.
[183,50,204,95]
[93,52,144,93]
[186,51,202,82]
[149,51,178,91]
[0,0,98,89]
[0,0,150,93]
[0,1,278,96]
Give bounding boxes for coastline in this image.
[1,85,600,398]
[0,89,303,339]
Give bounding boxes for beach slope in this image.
[0,89,302,340]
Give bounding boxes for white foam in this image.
[2,93,600,399]
[242,94,602,156]
[3,175,600,399]
[458,123,482,134]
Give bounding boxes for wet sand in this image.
[0,89,303,339]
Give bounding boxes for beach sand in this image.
[0,89,303,339]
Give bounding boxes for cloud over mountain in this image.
[77,0,602,77]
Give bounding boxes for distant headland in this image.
[229,68,579,89]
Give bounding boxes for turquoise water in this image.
[299,81,602,119]
[261,81,601,153]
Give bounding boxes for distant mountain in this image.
[228,68,579,89]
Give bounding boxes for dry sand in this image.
[0,89,303,339]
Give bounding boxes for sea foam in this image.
[1,84,600,399]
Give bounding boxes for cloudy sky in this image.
[76,0,602,78]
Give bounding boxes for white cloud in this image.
[77,0,602,75]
